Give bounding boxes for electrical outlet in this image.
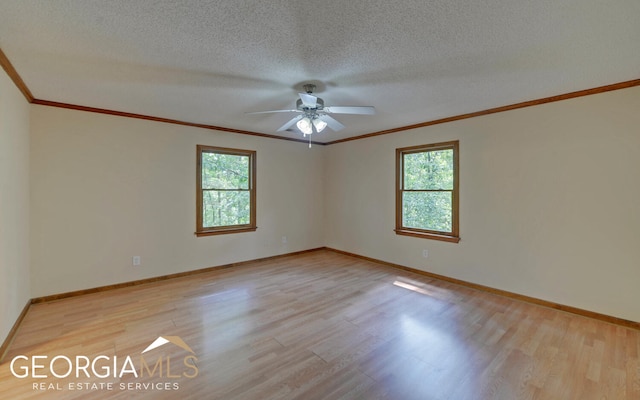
[132,256,141,266]
[282,236,287,244]
[422,249,428,258]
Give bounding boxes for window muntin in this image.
[396,141,459,243]
[196,145,256,236]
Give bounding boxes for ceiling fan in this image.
[247,83,375,144]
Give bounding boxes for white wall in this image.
[0,67,31,343]
[325,86,640,322]
[30,106,325,297]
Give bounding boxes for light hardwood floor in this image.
[1,249,639,399]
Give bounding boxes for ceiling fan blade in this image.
[318,114,345,131]
[277,115,304,131]
[246,109,300,115]
[299,92,318,108]
[324,106,376,115]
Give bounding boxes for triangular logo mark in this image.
[141,336,195,354]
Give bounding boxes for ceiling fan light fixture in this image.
[312,118,327,133]
[296,117,313,135]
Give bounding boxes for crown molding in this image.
[2,47,638,146]
[0,47,34,102]
[31,99,326,145]
[325,78,640,145]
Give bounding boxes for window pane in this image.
[202,190,250,227]
[202,153,249,190]
[404,149,453,190]
[402,191,452,232]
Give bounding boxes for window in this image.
[396,141,459,243]
[196,145,256,236]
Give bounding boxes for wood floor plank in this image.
[1,249,639,399]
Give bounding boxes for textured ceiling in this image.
[0,0,639,143]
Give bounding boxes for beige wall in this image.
[0,68,31,342]
[16,80,640,327]
[30,106,325,297]
[325,86,640,322]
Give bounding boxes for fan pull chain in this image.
[308,135,312,148]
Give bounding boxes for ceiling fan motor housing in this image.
[296,97,324,112]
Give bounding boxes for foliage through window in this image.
[196,145,256,236]
[396,141,459,242]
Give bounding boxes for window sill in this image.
[195,226,257,237]
[394,229,460,243]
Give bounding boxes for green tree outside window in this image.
[196,146,256,236]
[396,141,460,243]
